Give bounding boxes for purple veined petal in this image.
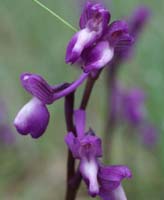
[83,40,114,73]
[21,73,54,105]
[80,157,99,197]
[79,134,102,158]
[105,20,133,50]
[98,165,132,192]
[74,109,86,137]
[114,33,134,53]
[79,1,110,32]
[14,97,50,139]
[66,28,100,64]
[65,132,102,159]
[99,165,132,182]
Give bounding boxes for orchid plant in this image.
[13,1,156,199]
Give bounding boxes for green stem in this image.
[32,0,78,32]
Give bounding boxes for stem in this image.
[64,71,102,199]
[80,72,101,110]
[103,64,118,163]
[32,0,77,32]
[65,92,77,200]
[54,72,89,101]
[70,71,102,197]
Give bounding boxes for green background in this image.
[0,0,163,199]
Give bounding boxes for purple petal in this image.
[83,41,114,72]
[105,20,133,49]
[98,165,132,191]
[65,132,102,159]
[74,109,86,137]
[14,98,50,138]
[79,134,102,158]
[79,2,110,32]
[21,73,54,105]
[99,184,127,200]
[99,165,132,181]
[65,132,80,158]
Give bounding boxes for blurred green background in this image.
[0,0,164,199]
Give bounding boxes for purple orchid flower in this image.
[65,109,102,196]
[66,2,110,64]
[66,1,133,73]
[65,131,102,196]
[14,72,89,138]
[14,73,52,138]
[123,88,145,125]
[65,109,132,198]
[82,22,133,72]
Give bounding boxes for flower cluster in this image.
[65,109,132,199]
[66,2,133,74]
[111,84,158,148]
[14,1,133,139]
[13,1,133,199]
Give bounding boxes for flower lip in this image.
[82,40,114,73]
[20,73,54,105]
[80,158,99,197]
[14,98,50,139]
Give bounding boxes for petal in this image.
[99,185,127,200]
[65,132,80,158]
[80,158,99,197]
[83,41,114,72]
[111,185,127,200]
[20,73,54,105]
[14,98,50,138]
[105,20,133,49]
[74,109,86,137]
[65,28,98,64]
[79,134,102,158]
[98,165,132,191]
[99,165,132,182]
[79,2,110,32]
